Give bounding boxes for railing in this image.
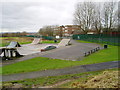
[84,47,100,57]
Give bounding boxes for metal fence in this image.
[72,34,119,46]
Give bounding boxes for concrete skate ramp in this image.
[17,43,57,55]
[58,39,71,47]
[31,38,41,44]
[7,41,21,48]
[17,45,39,55]
[17,44,45,55]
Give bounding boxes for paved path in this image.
[2,40,103,66]
[2,61,119,82]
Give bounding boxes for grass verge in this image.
[2,68,119,88]
[77,40,95,43]
[77,40,119,46]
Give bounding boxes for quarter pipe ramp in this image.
[58,39,71,47]
[31,38,41,44]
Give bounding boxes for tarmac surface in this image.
[17,43,57,55]
[2,61,119,82]
[2,40,103,66]
[40,40,103,60]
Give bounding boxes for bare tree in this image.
[103,2,118,32]
[73,2,95,34]
[93,3,102,34]
[74,1,118,34]
[39,25,54,36]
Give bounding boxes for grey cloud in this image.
[1,1,77,32]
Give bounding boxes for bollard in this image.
[93,49,96,52]
[95,48,98,51]
[98,47,100,50]
[88,51,91,55]
[90,50,93,53]
[96,47,98,51]
[84,52,87,56]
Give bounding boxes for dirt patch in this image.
[71,70,119,88]
[40,79,73,88]
[1,37,33,43]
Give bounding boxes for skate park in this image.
[0,37,103,67]
[0,38,72,57]
[1,37,118,84]
[1,1,119,88]
[1,35,118,88]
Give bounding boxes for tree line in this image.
[73,1,118,34]
[38,25,59,36]
[38,1,118,36]
[1,32,27,37]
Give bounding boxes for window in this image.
[65,30,68,32]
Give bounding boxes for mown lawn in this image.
[2,68,118,88]
[77,40,119,46]
[77,40,95,43]
[41,40,60,44]
[1,44,118,75]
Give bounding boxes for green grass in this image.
[19,42,32,45]
[1,44,118,75]
[77,40,119,46]
[81,45,118,64]
[77,40,95,43]
[0,43,8,47]
[41,40,60,44]
[2,57,81,75]
[0,40,57,47]
[2,68,118,88]
[0,42,32,47]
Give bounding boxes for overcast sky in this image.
[0,0,119,32]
